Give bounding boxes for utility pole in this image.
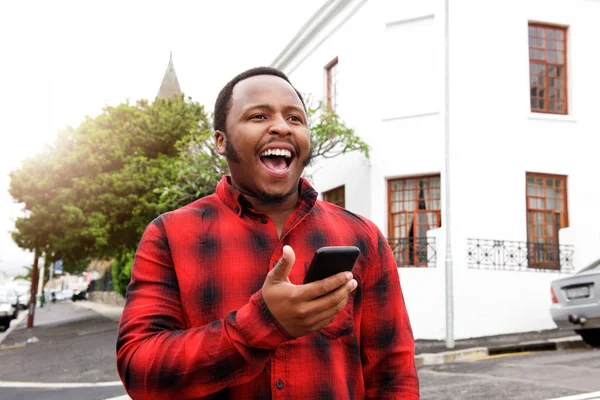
[37,260,45,307]
[444,0,455,349]
[27,249,40,328]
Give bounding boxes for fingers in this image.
[266,245,296,282]
[293,278,356,332]
[301,271,355,300]
[308,278,357,317]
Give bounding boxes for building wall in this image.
[448,0,600,338]
[278,0,600,339]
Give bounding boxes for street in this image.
[419,347,600,400]
[0,302,128,400]
[1,301,599,400]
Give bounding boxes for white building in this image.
[272,0,600,340]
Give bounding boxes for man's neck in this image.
[230,181,300,216]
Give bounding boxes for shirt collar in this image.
[216,175,318,217]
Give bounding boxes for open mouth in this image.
[259,148,294,173]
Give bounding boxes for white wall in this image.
[448,0,600,338]
[279,0,600,339]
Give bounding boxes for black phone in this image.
[302,246,361,284]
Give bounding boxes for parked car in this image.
[0,288,19,331]
[550,258,600,347]
[71,288,88,301]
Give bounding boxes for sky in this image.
[0,0,324,277]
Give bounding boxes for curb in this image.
[0,311,27,347]
[415,347,488,366]
[415,336,586,366]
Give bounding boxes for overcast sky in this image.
[0,0,324,277]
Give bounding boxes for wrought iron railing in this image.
[467,238,574,273]
[387,237,437,267]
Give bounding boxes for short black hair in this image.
[213,66,307,133]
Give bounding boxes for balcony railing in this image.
[467,238,574,273]
[387,237,437,268]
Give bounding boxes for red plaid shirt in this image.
[117,176,419,399]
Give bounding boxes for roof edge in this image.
[271,0,351,71]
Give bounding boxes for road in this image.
[2,301,599,399]
[419,347,600,400]
[0,301,128,400]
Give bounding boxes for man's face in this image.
[215,75,311,204]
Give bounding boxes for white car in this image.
[0,289,18,330]
[550,258,600,348]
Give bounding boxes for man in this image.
[116,67,419,399]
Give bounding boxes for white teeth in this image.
[260,149,292,158]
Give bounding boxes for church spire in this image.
[157,52,182,99]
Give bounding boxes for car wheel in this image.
[576,329,600,348]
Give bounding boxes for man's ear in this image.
[214,130,226,156]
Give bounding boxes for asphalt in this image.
[418,347,600,400]
[0,302,120,383]
[0,301,127,400]
[0,299,591,400]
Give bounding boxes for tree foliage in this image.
[9,94,369,289]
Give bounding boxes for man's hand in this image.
[262,245,358,338]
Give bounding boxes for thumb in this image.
[267,245,295,282]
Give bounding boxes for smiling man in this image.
[116,67,419,399]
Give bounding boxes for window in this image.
[526,173,568,269]
[322,185,345,208]
[529,23,568,114]
[388,175,441,267]
[325,57,338,110]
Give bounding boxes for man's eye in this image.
[289,116,302,122]
[251,114,267,120]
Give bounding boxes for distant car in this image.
[550,258,600,347]
[71,288,88,301]
[0,288,19,330]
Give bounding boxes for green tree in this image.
[9,95,208,264]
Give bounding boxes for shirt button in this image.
[261,218,268,224]
[276,379,284,390]
[234,206,240,213]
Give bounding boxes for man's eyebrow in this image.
[241,104,305,115]
[241,104,274,114]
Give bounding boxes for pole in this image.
[37,259,45,307]
[27,249,40,328]
[444,0,454,349]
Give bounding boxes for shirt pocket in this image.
[319,291,356,339]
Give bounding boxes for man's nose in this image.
[268,115,292,136]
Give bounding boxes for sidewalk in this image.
[415,329,586,366]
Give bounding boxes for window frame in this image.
[528,23,569,115]
[322,185,345,208]
[387,174,441,267]
[525,172,569,270]
[325,57,338,111]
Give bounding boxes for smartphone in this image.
[302,246,361,284]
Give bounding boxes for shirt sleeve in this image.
[360,226,420,399]
[116,221,293,400]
